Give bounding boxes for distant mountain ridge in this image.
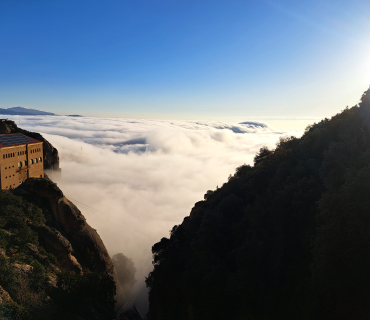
[0,106,57,116]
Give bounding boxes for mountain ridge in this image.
[0,107,56,116]
[146,86,370,320]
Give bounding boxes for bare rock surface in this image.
[13,263,33,275]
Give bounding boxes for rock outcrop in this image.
[14,178,121,294]
[0,286,12,304]
[0,119,60,170]
[26,225,79,273]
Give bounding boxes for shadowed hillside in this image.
[146,87,370,320]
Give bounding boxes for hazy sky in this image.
[1,0,370,120]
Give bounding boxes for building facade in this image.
[0,133,44,190]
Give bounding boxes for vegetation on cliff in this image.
[146,87,370,320]
[0,178,116,320]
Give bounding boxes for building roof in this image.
[0,134,41,149]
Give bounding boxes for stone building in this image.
[0,133,44,190]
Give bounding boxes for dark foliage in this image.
[146,87,370,320]
[51,271,116,319]
[112,253,137,293]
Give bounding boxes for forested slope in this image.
[146,87,370,320]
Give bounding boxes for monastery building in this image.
[0,133,44,190]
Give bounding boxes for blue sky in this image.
[1,0,370,120]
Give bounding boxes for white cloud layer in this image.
[3,115,303,285]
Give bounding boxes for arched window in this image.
[18,162,22,168]
[35,158,38,163]
[30,159,33,165]
[23,160,27,166]
[39,157,42,162]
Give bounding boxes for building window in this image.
[18,162,22,168]
[39,157,42,162]
[35,158,38,163]
[23,161,27,166]
[30,159,33,165]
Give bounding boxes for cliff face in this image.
[15,178,119,283]
[0,177,121,320]
[0,119,60,170]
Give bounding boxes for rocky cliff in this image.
[15,178,119,282]
[0,119,60,170]
[0,177,122,320]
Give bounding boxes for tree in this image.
[112,253,136,293]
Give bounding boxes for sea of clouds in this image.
[3,115,303,285]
